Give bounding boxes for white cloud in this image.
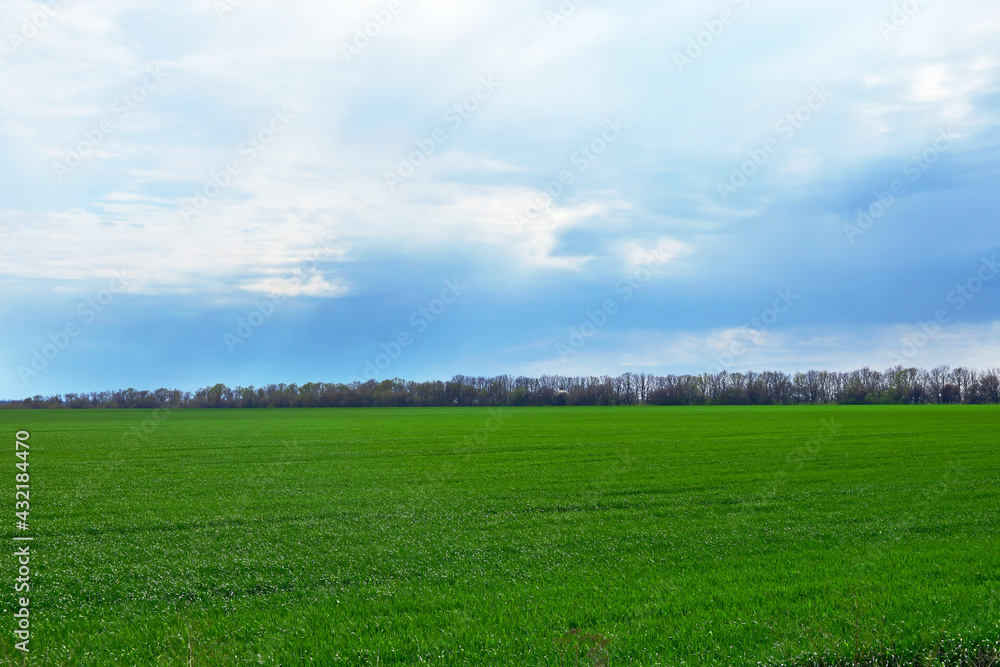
[240,273,348,299]
[623,237,691,270]
[511,321,1000,379]
[1,0,999,302]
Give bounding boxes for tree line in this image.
[4,366,1000,409]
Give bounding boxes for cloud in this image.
[505,321,1000,380]
[623,238,692,270]
[239,273,348,299]
[2,0,1000,395]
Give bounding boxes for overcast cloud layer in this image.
[2,0,999,396]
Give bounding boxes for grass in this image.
[0,406,997,665]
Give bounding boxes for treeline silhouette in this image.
[5,366,1000,408]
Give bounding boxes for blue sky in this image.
[2,0,999,397]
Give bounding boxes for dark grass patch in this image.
[773,637,1000,667]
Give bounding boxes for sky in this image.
[1,0,999,398]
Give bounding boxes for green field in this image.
[1,407,998,665]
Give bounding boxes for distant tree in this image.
[940,384,962,405]
[978,368,1000,404]
[928,366,951,404]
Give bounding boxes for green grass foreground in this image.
[1,406,998,665]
